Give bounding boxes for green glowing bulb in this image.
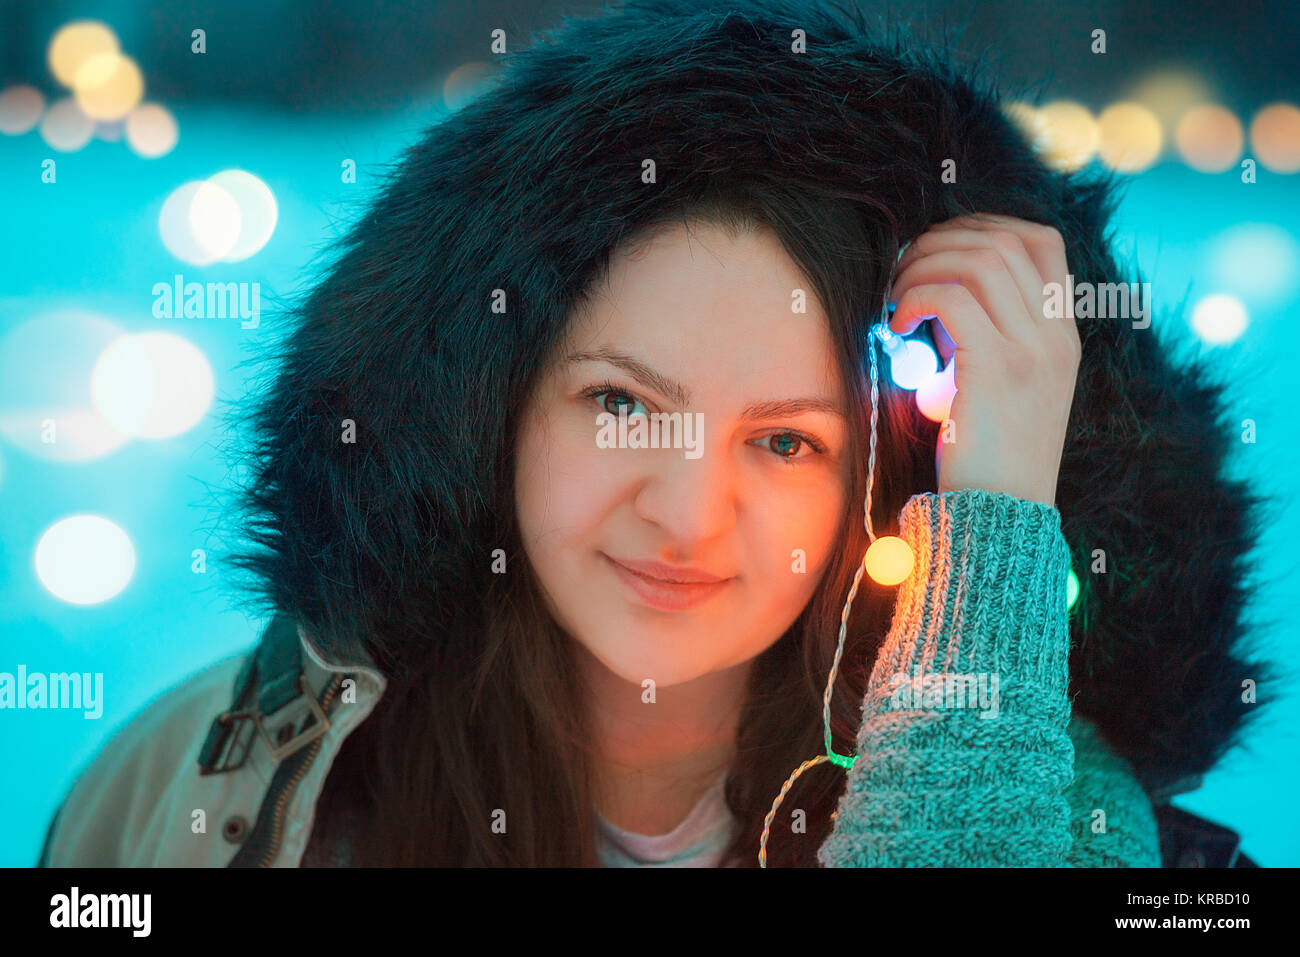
[1066,568,1079,611]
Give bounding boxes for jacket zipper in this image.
[255,672,346,867]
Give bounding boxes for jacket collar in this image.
[197,614,386,777]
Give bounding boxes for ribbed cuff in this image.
[863,488,1072,721]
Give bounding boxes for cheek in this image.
[515,407,621,555]
[746,482,849,616]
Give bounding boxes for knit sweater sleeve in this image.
[816,488,1160,867]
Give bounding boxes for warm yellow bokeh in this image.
[1036,101,1099,171]
[1097,102,1163,173]
[73,52,144,121]
[1003,101,1048,151]
[48,20,119,88]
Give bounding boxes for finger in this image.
[895,227,1048,324]
[929,316,957,368]
[891,248,1038,343]
[889,282,1002,363]
[931,215,1071,320]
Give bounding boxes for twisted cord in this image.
[758,245,907,867]
[760,310,888,867]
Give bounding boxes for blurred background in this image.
[1,0,1297,866]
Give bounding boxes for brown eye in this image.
[752,431,827,465]
[769,434,802,457]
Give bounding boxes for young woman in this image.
[40,0,1273,867]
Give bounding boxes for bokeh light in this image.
[0,84,46,134]
[73,51,145,121]
[1175,105,1244,172]
[0,311,131,462]
[1036,100,1099,171]
[209,170,278,261]
[39,97,95,152]
[125,102,179,157]
[1190,293,1249,346]
[159,180,242,264]
[90,332,215,440]
[47,20,119,89]
[1250,103,1300,174]
[1003,101,1048,152]
[1097,102,1163,173]
[34,514,137,605]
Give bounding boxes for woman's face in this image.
[514,220,854,689]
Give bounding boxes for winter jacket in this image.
[38,0,1269,866]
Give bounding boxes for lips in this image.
[601,553,734,611]
[606,556,730,584]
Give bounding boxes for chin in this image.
[586,639,709,689]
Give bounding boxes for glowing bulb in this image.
[887,340,938,390]
[1067,568,1079,611]
[915,356,957,422]
[865,536,914,586]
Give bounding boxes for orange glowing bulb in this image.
[865,535,914,586]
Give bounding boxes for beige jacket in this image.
[39,623,385,867]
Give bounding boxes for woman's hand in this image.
[888,214,1081,508]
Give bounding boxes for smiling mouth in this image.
[600,553,734,612]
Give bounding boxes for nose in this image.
[633,444,738,554]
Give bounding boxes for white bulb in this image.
[888,340,939,390]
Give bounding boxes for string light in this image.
[875,316,939,390]
[759,276,916,866]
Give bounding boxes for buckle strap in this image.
[198,613,329,775]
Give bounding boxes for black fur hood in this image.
[231,0,1277,807]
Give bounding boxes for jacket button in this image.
[1178,847,1206,867]
[222,815,250,844]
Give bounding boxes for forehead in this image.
[563,221,845,398]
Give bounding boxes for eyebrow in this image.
[563,348,847,421]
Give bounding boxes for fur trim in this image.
[225,0,1277,802]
